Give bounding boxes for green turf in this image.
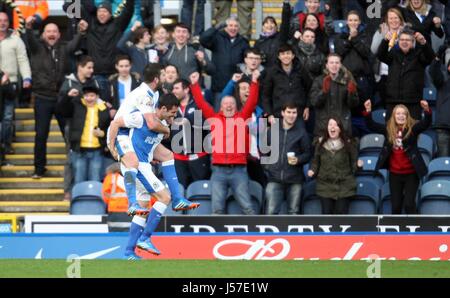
[1,260,450,278]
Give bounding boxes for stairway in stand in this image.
[0,108,69,229]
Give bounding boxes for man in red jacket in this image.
[189,70,260,214]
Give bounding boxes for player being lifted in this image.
[110,93,199,258]
[107,63,199,216]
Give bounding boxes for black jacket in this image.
[364,110,432,178]
[169,95,209,155]
[56,96,111,154]
[25,29,82,99]
[200,27,249,92]
[429,59,450,130]
[265,121,311,184]
[108,73,141,110]
[334,27,372,77]
[377,39,435,105]
[81,0,134,75]
[295,42,326,81]
[262,58,310,118]
[254,1,290,68]
[401,6,445,44]
[57,73,100,111]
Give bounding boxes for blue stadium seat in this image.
[427,157,450,182]
[423,87,437,105]
[333,20,346,33]
[380,182,391,214]
[70,181,106,215]
[372,109,386,126]
[301,180,322,214]
[303,162,311,182]
[226,180,263,214]
[356,156,385,188]
[185,180,212,215]
[349,178,380,214]
[418,133,434,161]
[359,134,385,157]
[419,180,450,214]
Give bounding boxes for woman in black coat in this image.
[363,99,432,214]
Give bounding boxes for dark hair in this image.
[143,63,163,83]
[164,64,179,74]
[174,22,191,34]
[318,116,354,153]
[132,27,149,44]
[346,10,361,20]
[157,93,180,110]
[115,54,131,65]
[244,47,262,58]
[327,53,342,62]
[399,27,415,39]
[278,44,295,55]
[262,16,278,28]
[76,55,94,68]
[302,13,320,29]
[173,78,190,89]
[281,101,298,112]
[302,27,316,35]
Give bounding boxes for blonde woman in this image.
[149,25,171,58]
[402,0,444,45]
[363,99,432,214]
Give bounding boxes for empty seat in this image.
[380,182,391,214]
[70,181,106,215]
[359,134,385,157]
[427,157,450,182]
[333,20,346,33]
[185,180,212,215]
[423,87,437,105]
[418,133,434,161]
[226,180,263,215]
[419,180,450,214]
[371,109,386,126]
[356,156,385,188]
[301,180,322,214]
[349,178,380,214]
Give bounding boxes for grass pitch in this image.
[1,260,450,278]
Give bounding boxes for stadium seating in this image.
[372,109,386,126]
[426,157,450,182]
[348,178,380,214]
[423,87,437,106]
[356,156,385,188]
[359,134,385,157]
[301,180,322,214]
[419,180,450,214]
[185,180,212,215]
[380,182,391,214]
[70,181,106,215]
[418,133,435,162]
[226,180,263,214]
[333,20,346,34]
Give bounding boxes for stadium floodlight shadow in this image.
[348,178,380,214]
[359,134,385,157]
[418,180,450,214]
[371,109,386,126]
[185,180,212,215]
[70,180,106,215]
[426,157,450,182]
[226,180,263,215]
[301,180,322,215]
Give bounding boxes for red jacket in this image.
[190,81,259,165]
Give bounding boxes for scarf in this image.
[260,30,277,38]
[297,40,316,56]
[323,138,344,152]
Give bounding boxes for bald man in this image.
[23,20,85,181]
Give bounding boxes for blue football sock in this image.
[161,160,182,202]
[125,216,145,255]
[123,168,138,205]
[139,202,167,241]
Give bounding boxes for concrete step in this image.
[11,142,66,154]
[0,165,64,177]
[0,177,64,189]
[0,201,69,213]
[15,131,64,142]
[0,189,64,201]
[15,119,61,132]
[3,154,67,165]
[14,108,34,120]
